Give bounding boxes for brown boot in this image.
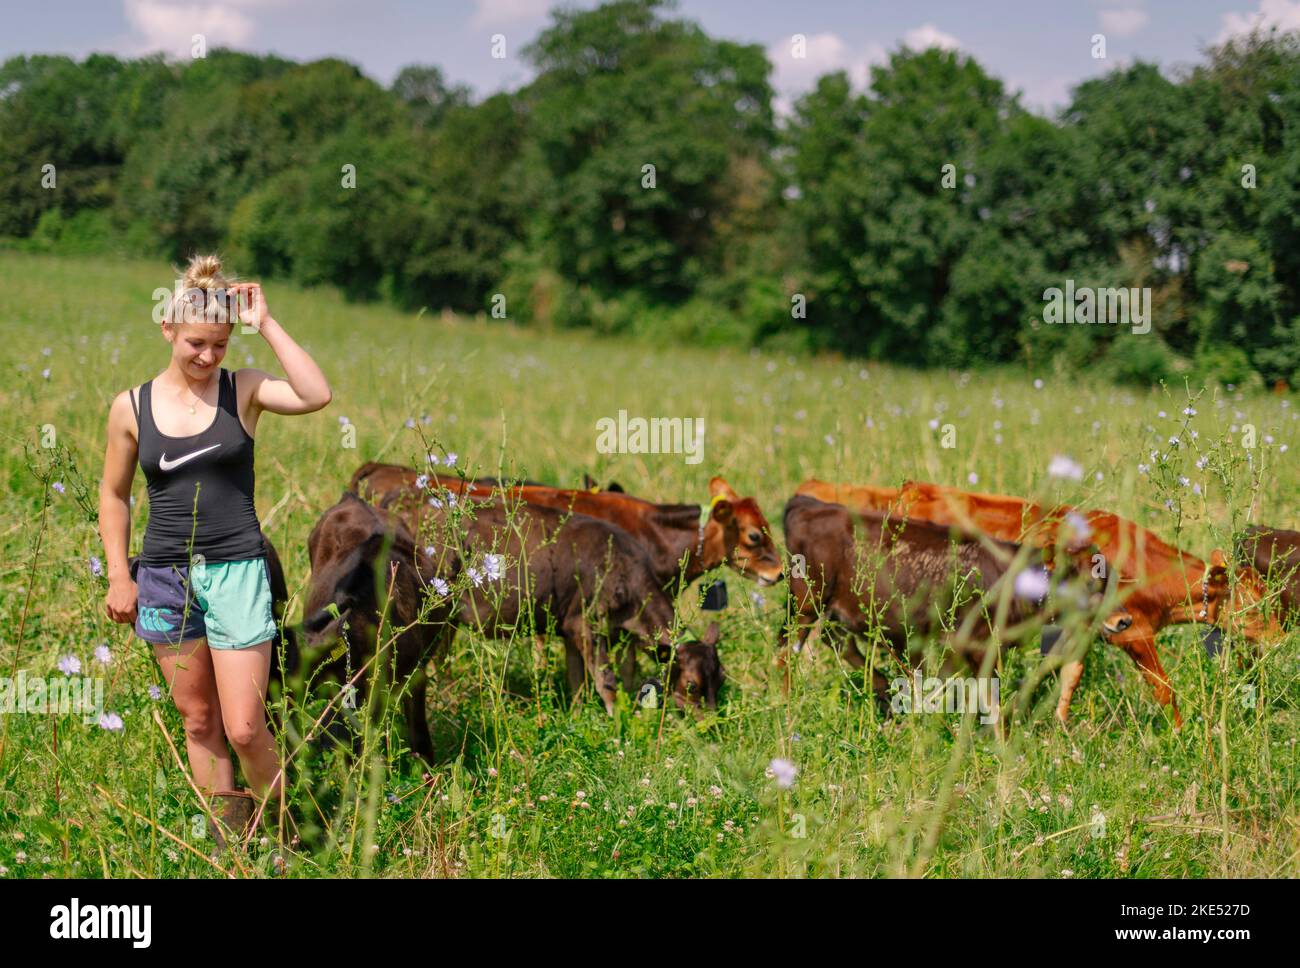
[207,789,256,851]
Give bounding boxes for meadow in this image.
[1,251,1297,878]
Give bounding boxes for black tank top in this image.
[131,367,263,566]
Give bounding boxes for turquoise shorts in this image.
[134,557,277,650]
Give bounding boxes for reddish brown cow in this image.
[797,478,1281,726]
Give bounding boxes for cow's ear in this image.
[1208,548,1230,584]
[304,607,336,634]
[708,476,740,502]
[701,621,720,647]
[711,499,734,526]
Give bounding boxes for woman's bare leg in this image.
[153,638,232,795]
[210,641,281,801]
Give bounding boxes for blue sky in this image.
[4,0,1299,112]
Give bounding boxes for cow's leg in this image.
[1115,635,1182,727]
[564,640,586,703]
[563,615,618,715]
[616,634,640,694]
[1056,657,1085,723]
[826,623,865,669]
[781,579,820,657]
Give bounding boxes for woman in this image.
[99,254,331,848]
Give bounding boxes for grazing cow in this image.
[379,488,723,715]
[797,478,1281,726]
[782,495,1129,710]
[1236,525,1300,621]
[667,623,725,710]
[354,461,784,597]
[302,492,449,763]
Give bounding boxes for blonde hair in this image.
[167,253,237,327]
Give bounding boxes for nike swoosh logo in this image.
[159,444,221,471]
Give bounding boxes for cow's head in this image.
[303,492,431,661]
[1195,550,1283,644]
[669,622,724,710]
[1039,542,1131,636]
[707,476,784,586]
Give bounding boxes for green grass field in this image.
[1,251,1297,878]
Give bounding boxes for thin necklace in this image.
[175,371,216,415]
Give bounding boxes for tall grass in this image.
[0,252,1296,878]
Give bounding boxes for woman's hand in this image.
[105,576,138,625]
[230,282,273,333]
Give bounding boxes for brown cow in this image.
[1236,525,1300,621]
[379,487,723,715]
[798,478,1281,726]
[783,495,1128,712]
[302,492,450,762]
[351,461,784,597]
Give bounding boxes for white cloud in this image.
[120,0,285,54]
[471,0,551,30]
[901,23,961,52]
[1218,0,1300,42]
[1099,8,1149,39]
[766,31,886,104]
[1009,74,1076,114]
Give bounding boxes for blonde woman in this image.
[98,254,331,847]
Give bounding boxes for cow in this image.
[667,623,725,711]
[797,478,1281,726]
[378,486,724,716]
[1236,525,1300,622]
[351,461,784,597]
[301,491,450,763]
[782,495,1130,714]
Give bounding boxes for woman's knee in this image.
[223,714,270,751]
[177,701,223,742]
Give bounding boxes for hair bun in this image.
[183,253,227,292]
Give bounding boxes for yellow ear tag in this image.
[700,492,725,526]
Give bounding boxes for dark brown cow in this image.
[302,492,449,762]
[783,495,1129,710]
[350,461,784,597]
[797,477,1281,726]
[1236,525,1300,621]
[667,623,724,711]
[379,487,723,715]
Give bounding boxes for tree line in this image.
[2,0,1298,386]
